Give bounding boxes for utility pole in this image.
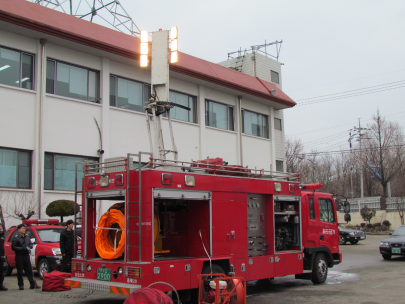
[348,119,369,198]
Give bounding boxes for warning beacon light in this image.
[140,31,149,67]
[170,26,178,63]
[301,183,323,191]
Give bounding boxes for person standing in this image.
[11,224,40,290]
[0,224,8,291]
[60,219,74,273]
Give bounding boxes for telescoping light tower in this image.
[140,27,183,162]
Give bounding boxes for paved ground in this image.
[1,235,404,303]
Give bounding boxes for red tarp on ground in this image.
[42,271,72,292]
[124,288,173,304]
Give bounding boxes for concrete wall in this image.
[337,211,403,231]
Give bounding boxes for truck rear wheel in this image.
[188,264,226,304]
[311,253,328,284]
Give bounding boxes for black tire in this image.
[37,258,51,280]
[188,264,226,304]
[382,254,392,260]
[311,253,328,284]
[5,258,13,276]
[339,235,347,245]
[350,240,359,245]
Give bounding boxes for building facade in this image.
[0,0,295,226]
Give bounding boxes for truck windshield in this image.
[36,228,63,243]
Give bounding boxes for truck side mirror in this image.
[343,201,350,214]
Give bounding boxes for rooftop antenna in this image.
[28,0,141,37]
[228,40,283,61]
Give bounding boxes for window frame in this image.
[276,160,284,172]
[242,109,269,139]
[167,89,198,124]
[109,74,151,112]
[274,118,282,131]
[0,147,32,189]
[205,99,234,131]
[271,70,279,84]
[0,45,35,90]
[46,58,100,103]
[44,152,99,191]
[308,197,315,220]
[318,198,336,223]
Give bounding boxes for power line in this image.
[297,83,405,106]
[288,68,405,92]
[296,144,405,157]
[296,80,405,102]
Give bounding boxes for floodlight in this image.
[141,42,148,55]
[170,51,178,63]
[140,55,148,67]
[141,31,148,43]
[171,39,178,51]
[170,27,178,39]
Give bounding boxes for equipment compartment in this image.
[274,196,301,252]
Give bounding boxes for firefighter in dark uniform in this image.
[60,219,74,273]
[0,224,8,291]
[11,224,40,290]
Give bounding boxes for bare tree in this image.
[363,111,405,199]
[394,197,405,225]
[0,191,47,221]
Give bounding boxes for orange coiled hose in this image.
[95,209,125,259]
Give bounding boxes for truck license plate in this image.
[392,248,401,254]
[97,268,111,281]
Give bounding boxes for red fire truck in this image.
[66,155,341,302]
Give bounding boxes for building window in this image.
[205,100,234,131]
[0,46,34,90]
[274,118,282,131]
[110,75,150,112]
[0,148,31,189]
[271,70,279,84]
[167,91,197,123]
[319,198,336,223]
[242,110,268,138]
[46,59,99,102]
[276,160,284,172]
[44,153,98,191]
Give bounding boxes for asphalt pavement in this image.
[1,235,404,304]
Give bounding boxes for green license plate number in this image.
[392,248,401,254]
[97,268,111,281]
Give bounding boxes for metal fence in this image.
[339,196,405,212]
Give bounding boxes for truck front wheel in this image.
[5,257,13,276]
[38,258,51,280]
[311,253,328,284]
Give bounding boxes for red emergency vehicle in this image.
[66,155,341,302]
[4,220,64,279]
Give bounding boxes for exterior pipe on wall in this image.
[38,38,47,219]
[238,95,243,166]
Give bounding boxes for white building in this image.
[0,0,296,226]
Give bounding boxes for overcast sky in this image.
[55,0,405,155]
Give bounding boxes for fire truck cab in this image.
[66,155,341,301]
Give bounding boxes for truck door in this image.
[317,195,339,250]
[305,195,319,247]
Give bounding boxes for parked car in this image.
[379,225,405,260]
[338,224,366,245]
[4,219,81,279]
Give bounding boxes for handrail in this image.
[81,154,300,182]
